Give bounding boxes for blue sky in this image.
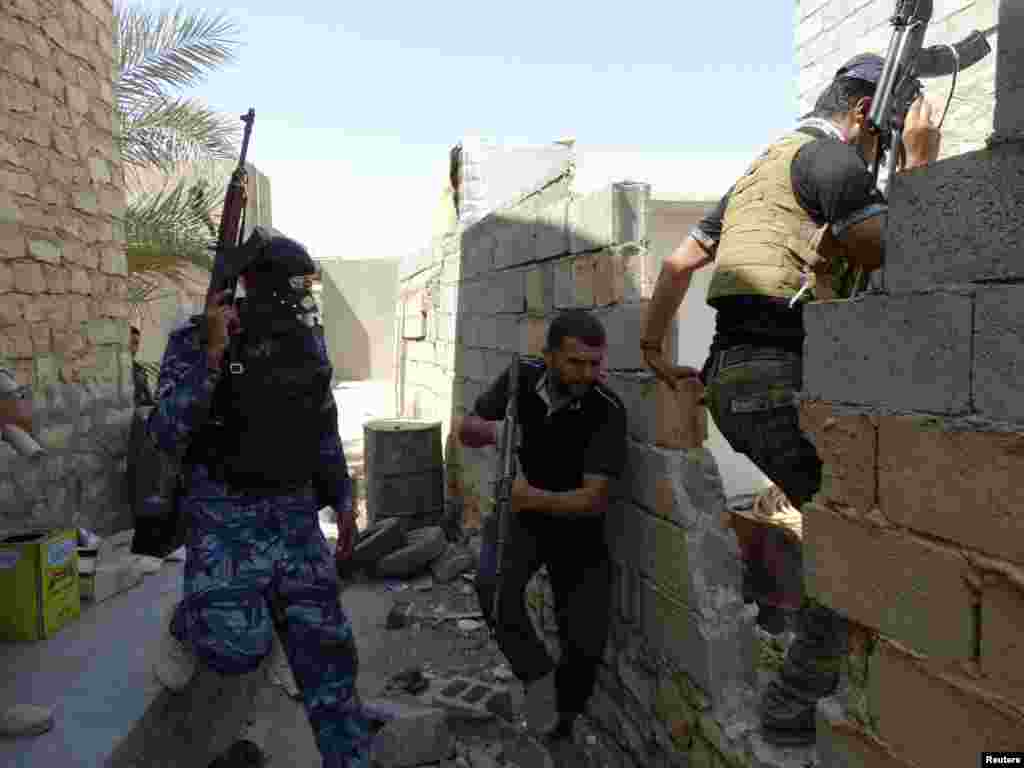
[188,1,800,260]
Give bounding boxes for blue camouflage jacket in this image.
[147,317,352,513]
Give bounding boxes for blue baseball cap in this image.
[835,53,885,83]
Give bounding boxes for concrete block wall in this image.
[800,140,1024,765]
[395,170,819,767]
[796,0,1000,158]
[0,0,133,534]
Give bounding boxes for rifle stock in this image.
[490,356,521,626]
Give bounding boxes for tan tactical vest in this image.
[707,131,843,304]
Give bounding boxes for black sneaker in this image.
[541,713,576,744]
[759,681,817,746]
[208,739,266,768]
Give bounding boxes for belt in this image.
[707,345,801,380]
[201,462,314,498]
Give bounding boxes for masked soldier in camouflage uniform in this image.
[640,55,942,745]
[148,227,368,767]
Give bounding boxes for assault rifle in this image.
[490,355,521,626]
[866,0,993,189]
[207,108,256,303]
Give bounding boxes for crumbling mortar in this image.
[796,397,1024,432]
[881,635,1024,723]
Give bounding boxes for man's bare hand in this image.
[456,414,498,448]
[642,347,702,391]
[902,95,941,169]
[335,504,357,564]
[0,397,32,435]
[511,475,531,514]
[205,290,240,358]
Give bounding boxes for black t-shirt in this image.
[473,357,627,495]
[692,124,887,355]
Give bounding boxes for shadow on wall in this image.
[322,260,399,382]
[446,184,619,529]
[327,289,371,381]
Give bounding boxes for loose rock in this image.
[0,705,54,738]
[370,708,454,768]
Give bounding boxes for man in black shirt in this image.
[458,310,627,745]
[639,54,942,746]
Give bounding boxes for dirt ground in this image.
[342,566,611,768]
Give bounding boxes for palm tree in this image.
[115,2,243,323]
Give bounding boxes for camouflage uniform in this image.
[148,318,370,767]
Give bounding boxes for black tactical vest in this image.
[196,326,332,494]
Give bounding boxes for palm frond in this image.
[119,96,239,170]
[126,271,175,325]
[116,3,241,103]
[125,171,226,274]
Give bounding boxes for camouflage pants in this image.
[703,346,819,611]
[171,466,370,767]
[704,346,848,711]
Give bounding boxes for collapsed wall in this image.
[0,0,132,534]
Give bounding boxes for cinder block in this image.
[553,254,595,310]
[491,269,524,314]
[815,697,916,768]
[518,315,546,356]
[459,315,479,348]
[461,348,488,382]
[524,262,554,313]
[492,208,535,270]
[653,377,706,450]
[568,182,650,254]
[878,416,1024,566]
[534,197,570,260]
[886,145,1024,292]
[804,501,975,660]
[598,301,670,371]
[636,577,749,706]
[460,223,496,278]
[592,248,620,307]
[476,315,497,350]
[993,0,1024,141]
[494,315,518,353]
[799,401,877,512]
[979,572,1024,707]
[605,505,741,610]
[485,349,513,382]
[803,293,973,413]
[870,638,1024,767]
[615,441,725,530]
[591,244,655,307]
[605,372,657,445]
[974,285,1024,423]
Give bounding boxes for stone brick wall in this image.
[0,0,132,534]
[799,4,1024,763]
[796,0,1000,158]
